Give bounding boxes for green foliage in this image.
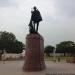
[0,31,16,50]
[6,40,25,53]
[56,41,75,56]
[44,45,55,56]
[0,31,25,54]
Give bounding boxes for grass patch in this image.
[44,56,74,62]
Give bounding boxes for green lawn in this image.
[44,56,74,62]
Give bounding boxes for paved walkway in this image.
[0,61,75,75]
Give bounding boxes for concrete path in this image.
[0,61,75,75]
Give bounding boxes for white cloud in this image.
[0,0,17,7]
[55,0,75,18]
[0,0,75,46]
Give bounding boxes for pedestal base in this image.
[23,34,45,71]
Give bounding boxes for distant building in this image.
[2,50,25,60]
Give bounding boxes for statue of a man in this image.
[29,6,42,33]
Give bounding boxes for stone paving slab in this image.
[0,61,75,75]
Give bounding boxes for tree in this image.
[44,45,55,56]
[0,31,16,50]
[0,31,25,60]
[56,41,75,56]
[0,50,3,60]
[6,40,25,53]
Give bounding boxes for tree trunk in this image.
[64,53,66,56]
[0,54,2,60]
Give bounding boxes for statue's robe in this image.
[31,10,42,23]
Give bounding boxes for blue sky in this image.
[0,0,75,46]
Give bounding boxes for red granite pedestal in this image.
[23,34,45,71]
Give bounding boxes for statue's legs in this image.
[33,21,35,31]
[33,21,39,33]
[36,22,39,32]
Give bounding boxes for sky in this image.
[0,0,75,46]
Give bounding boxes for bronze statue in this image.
[29,6,42,34]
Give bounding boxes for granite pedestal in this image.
[23,34,45,71]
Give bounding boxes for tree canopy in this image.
[44,45,55,56]
[0,31,25,54]
[56,41,75,56]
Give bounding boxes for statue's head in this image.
[33,6,37,10]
